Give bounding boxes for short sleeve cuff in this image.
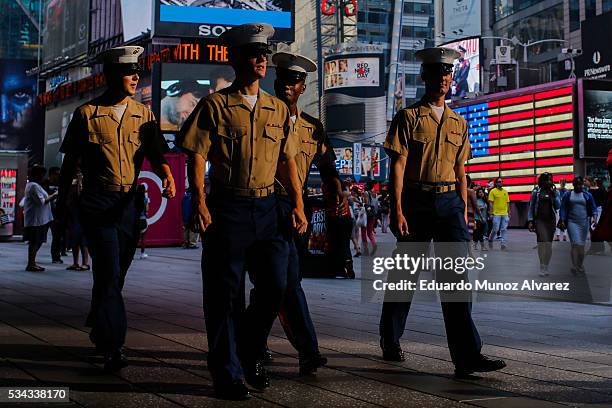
[384,141,408,157]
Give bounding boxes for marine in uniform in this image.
[57,46,176,372]
[175,24,308,400]
[379,47,506,378]
[261,51,346,375]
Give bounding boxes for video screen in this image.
[156,0,294,41]
[441,37,481,99]
[583,88,612,158]
[160,62,276,132]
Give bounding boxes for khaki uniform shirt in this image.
[384,99,470,183]
[278,110,336,190]
[176,87,299,190]
[60,97,168,190]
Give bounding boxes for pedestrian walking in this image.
[466,175,478,250]
[181,188,199,248]
[559,176,597,275]
[380,47,505,378]
[473,187,488,251]
[488,177,510,250]
[380,190,391,233]
[592,149,612,246]
[65,173,89,271]
[175,24,307,400]
[350,185,364,256]
[362,181,378,255]
[554,178,569,241]
[43,166,65,264]
[57,46,176,372]
[23,165,56,272]
[265,51,346,370]
[528,172,561,276]
[135,184,149,259]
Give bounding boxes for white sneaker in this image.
[140,253,148,259]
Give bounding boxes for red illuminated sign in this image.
[456,85,575,201]
[322,0,358,17]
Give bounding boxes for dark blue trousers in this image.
[379,189,482,367]
[201,194,288,386]
[275,196,319,359]
[80,191,138,353]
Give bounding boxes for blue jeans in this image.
[489,215,509,245]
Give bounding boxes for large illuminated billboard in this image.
[578,79,612,159]
[159,62,276,132]
[154,0,294,42]
[453,82,575,201]
[440,37,481,99]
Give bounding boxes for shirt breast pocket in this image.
[87,132,114,153]
[300,139,317,159]
[216,126,246,163]
[127,131,142,156]
[444,131,463,163]
[263,125,284,162]
[409,131,431,160]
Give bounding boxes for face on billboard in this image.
[0,60,41,160]
[160,62,276,131]
[442,38,480,99]
[156,0,294,41]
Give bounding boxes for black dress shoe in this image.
[455,355,506,377]
[103,350,128,372]
[380,339,405,362]
[299,353,328,376]
[244,361,270,390]
[214,380,250,401]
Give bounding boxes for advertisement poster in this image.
[307,207,327,255]
[0,169,17,236]
[139,153,186,246]
[361,146,380,177]
[442,37,480,98]
[443,0,481,38]
[324,57,380,90]
[581,83,612,158]
[155,0,294,42]
[0,60,43,162]
[43,0,89,63]
[334,147,353,175]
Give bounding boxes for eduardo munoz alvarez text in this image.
[371,255,571,292]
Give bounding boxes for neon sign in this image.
[321,0,358,17]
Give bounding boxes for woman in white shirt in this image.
[23,166,57,271]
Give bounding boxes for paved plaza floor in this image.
[1,230,611,407]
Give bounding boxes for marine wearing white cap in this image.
[220,23,275,49]
[415,47,460,73]
[98,46,144,65]
[272,52,317,78]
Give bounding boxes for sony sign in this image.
[198,24,233,37]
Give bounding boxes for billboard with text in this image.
[154,0,294,42]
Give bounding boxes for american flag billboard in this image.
[453,83,575,201]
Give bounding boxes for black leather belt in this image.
[405,181,456,193]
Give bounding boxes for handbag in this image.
[356,207,367,228]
